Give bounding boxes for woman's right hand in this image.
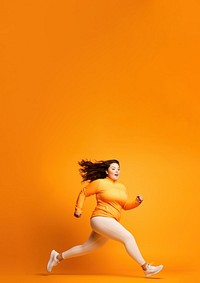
[74,211,82,218]
[136,195,144,203]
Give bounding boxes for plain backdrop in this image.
[0,0,200,276]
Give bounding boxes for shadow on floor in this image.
[35,272,163,280]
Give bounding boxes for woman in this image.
[47,159,163,277]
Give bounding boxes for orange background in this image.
[0,0,200,278]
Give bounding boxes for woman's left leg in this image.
[90,216,146,266]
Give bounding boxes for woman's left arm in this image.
[74,179,100,216]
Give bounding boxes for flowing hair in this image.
[78,159,120,182]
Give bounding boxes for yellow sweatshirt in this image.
[75,177,141,222]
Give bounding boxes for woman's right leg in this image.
[47,231,108,272]
[61,230,108,259]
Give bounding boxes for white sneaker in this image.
[144,263,163,277]
[47,250,59,272]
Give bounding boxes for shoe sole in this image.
[146,265,163,277]
[47,250,56,273]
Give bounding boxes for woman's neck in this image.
[106,176,118,183]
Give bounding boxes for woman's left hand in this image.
[74,211,82,218]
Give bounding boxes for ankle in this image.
[142,263,148,271]
[56,254,63,262]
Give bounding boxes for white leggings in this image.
[62,216,146,266]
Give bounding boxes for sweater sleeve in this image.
[74,179,100,213]
[123,199,141,210]
[122,186,141,210]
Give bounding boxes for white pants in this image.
[62,216,146,266]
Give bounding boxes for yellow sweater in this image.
[75,177,141,221]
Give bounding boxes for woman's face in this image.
[106,163,120,181]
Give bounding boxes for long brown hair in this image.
[78,159,120,182]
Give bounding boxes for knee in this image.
[82,241,102,252]
[124,233,135,244]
